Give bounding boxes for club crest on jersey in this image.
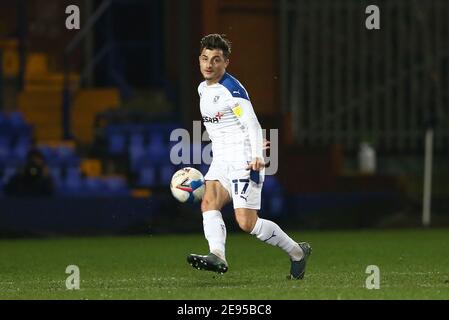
[202,111,224,124]
[213,96,220,103]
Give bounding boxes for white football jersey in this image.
[198,72,263,163]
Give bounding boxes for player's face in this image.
[199,48,229,84]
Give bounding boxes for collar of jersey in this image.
[205,72,229,87]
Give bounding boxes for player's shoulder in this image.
[198,81,207,93]
[218,72,250,101]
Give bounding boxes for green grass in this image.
[0,229,448,299]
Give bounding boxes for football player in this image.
[187,34,311,280]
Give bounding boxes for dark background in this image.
[0,0,448,236]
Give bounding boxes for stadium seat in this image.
[129,143,146,172]
[104,176,129,195]
[37,146,54,161]
[48,166,63,189]
[7,112,33,137]
[130,132,145,148]
[65,167,82,190]
[109,133,126,155]
[7,111,26,128]
[0,136,10,159]
[107,125,127,155]
[137,166,156,187]
[147,136,169,165]
[12,136,31,160]
[65,155,81,167]
[104,176,126,189]
[159,164,176,186]
[148,131,164,145]
[85,177,106,192]
[80,159,102,177]
[0,114,13,135]
[48,165,63,181]
[149,122,181,141]
[55,145,75,159]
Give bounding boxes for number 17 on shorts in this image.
[231,178,262,210]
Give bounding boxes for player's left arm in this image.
[232,98,265,171]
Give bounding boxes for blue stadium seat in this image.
[137,166,156,187]
[148,122,181,141]
[0,136,10,159]
[148,131,164,145]
[37,146,54,161]
[45,157,63,172]
[7,112,33,137]
[48,166,63,182]
[104,176,126,189]
[63,156,81,171]
[12,136,31,160]
[130,132,145,147]
[109,133,126,155]
[107,125,127,155]
[159,164,176,186]
[65,167,82,190]
[104,176,129,195]
[85,177,106,193]
[129,143,146,172]
[55,145,75,159]
[7,112,26,127]
[0,113,13,135]
[147,136,169,165]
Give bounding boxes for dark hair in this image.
[200,34,232,58]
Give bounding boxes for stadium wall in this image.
[0,191,408,237]
[0,196,163,237]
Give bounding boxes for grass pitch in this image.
[0,229,448,299]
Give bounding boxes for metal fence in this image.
[280,0,449,153]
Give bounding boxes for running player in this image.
[187,34,311,280]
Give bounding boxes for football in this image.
[170,167,205,203]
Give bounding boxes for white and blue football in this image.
[170,167,205,203]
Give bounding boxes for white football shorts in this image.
[204,160,265,210]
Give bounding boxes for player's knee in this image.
[201,197,218,212]
[201,198,210,212]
